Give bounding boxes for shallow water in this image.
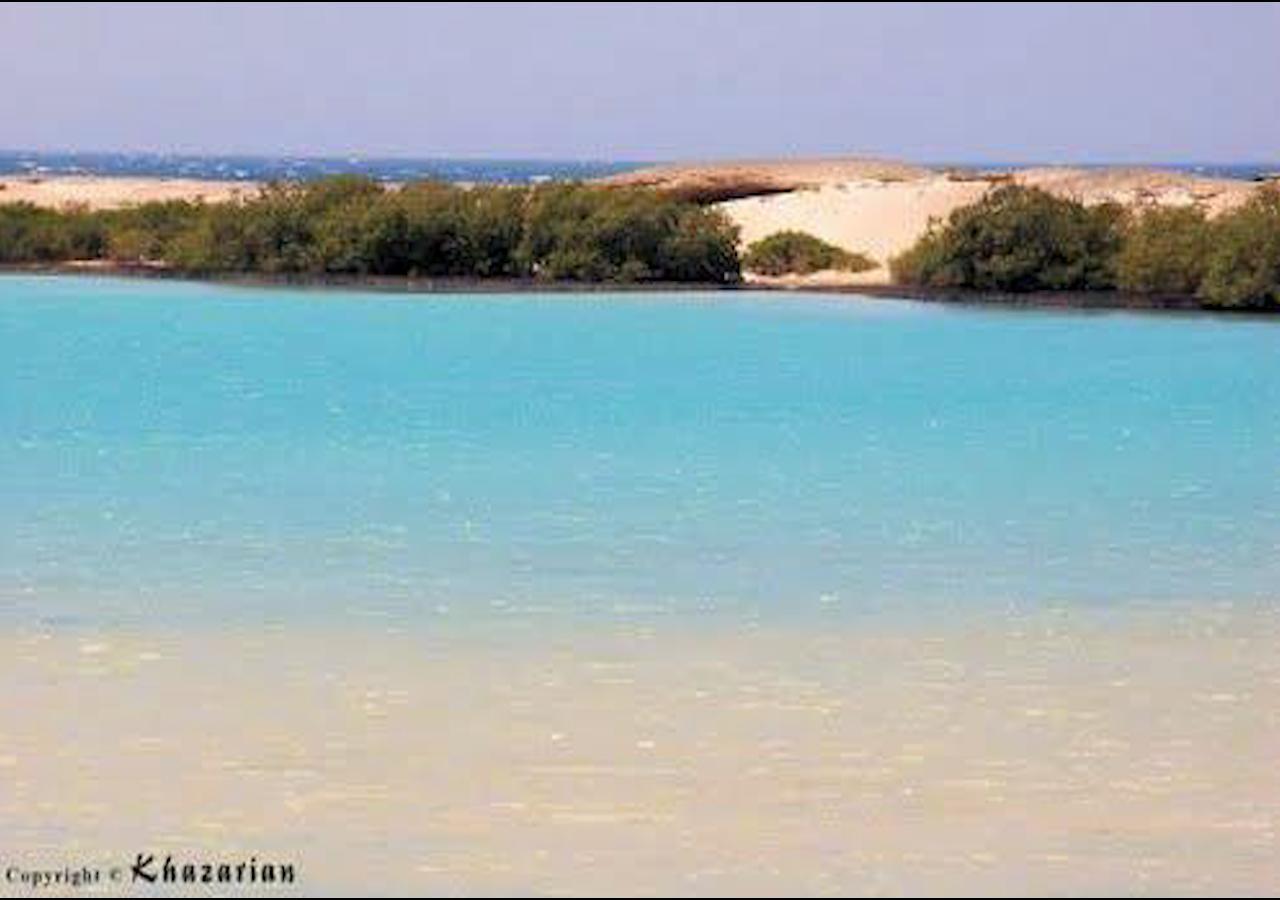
[3,275,1279,630]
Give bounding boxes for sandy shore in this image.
[3,607,1277,896]
[0,175,257,210]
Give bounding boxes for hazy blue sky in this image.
[2,1,1276,162]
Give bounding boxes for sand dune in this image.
[723,175,991,285]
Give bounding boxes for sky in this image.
[1,1,1277,163]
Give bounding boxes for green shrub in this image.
[659,209,742,282]
[0,204,57,262]
[890,185,1123,291]
[452,186,527,277]
[308,190,399,274]
[1199,186,1280,309]
[1114,206,1212,296]
[516,184,740,282]
[742,230,874,276]
[165,202,257,272]
[106,200,203,261]
[0,203,106,262]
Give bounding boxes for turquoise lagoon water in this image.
[2,275,1278,630]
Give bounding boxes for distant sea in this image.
[0,151,643,184]
[0,151,1275,183]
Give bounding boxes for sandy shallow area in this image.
[2,606,1277,896]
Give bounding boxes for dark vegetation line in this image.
[0,176,1277,309]
[890,184,1280,310]
[0,177,742,284]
